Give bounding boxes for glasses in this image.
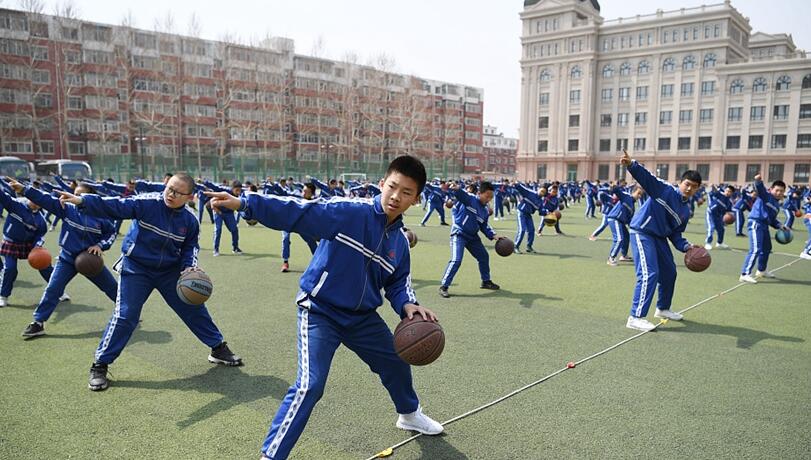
[166,186,193,197]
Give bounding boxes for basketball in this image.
[795,209,803,218]
[176,269,214,305]
[404,229,418,249]
[246,219,258,226]
[723,212,735,225]
[393,315,445,366]
[543,214,558,226]
[488,207,493,216]
[684,246,712,272]
[495,237,514,257]
[775,228,793,245]
[595,200,602,207]
[445,200,453,209]
[554,210,562,220]
[558,203,564,211]
[75,251,104,277]
[27,247,52,270]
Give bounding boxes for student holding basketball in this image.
[704,185,735,250]
[739,174,789,283]
[57,173,242,392]
[5,179,118,338]
[203,179,243,256]
[620,150,703,332]
[207,156,442,460]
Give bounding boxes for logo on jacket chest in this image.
[388,249,396,260]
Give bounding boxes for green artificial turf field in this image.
[0,202,809,459]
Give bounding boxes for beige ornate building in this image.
[519,0,811,185]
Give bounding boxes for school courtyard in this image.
[0,202,808,459]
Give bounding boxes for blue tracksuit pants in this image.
[213,211,239,252]
[514,211,535,250]
[281,231,318,261]
[608,218,629,259]
[741,220,772,276]
[93,263,224,364]
[494,196,504,218]
[1,255,53,298]
[803,217,811,255]
[585,196,596,218]
[440,233,491,288]
[783,208,795,229]
[705,210,725,245]
[198,196,214,224]
[34,256,118,322]
[734,209,746,235]
[591,213,610,237]
[420,202,446,225]
[629,232,678,318]
[261,300,419,459]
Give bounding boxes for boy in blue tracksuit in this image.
[273,183,319,273]
[606,186,643,265]
[704,185,734,250]
[537,185,564,236]
[739,175,788,283]
[438,182,504,298]
[203,180,243,256]
[0,184,54,307]
[589,184,614,239]
[513,183,546,253]
[620,151,702,332]
[733,189,754,236]
[207,156,443,460]
[584,181,597,218]
[781,189,800,229]
[58,173,242,391]
[420,181,449,226]
[12,180,118,338]
[800,192,811,260]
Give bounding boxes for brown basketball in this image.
[495,237,514,257]
[543,214,558,226]
[595,200,602,207]
[444,200,453,209]
[684,246,712,272]
[246,219,258,226]
[27,247,52,270]
[558,203,564,211]
[723,212,735,225]
[795,209,803,218]
[404,229,418,249]
[393,316,445,366]
[176,269,214,305]
[75,251,104,277]
[554,210,562,220]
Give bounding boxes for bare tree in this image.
[310,35,327,59]
[120,9,136,28]
[18,0,45,13]
[186,12,201,39]
[52,0,80,19]
[153,11,175,34]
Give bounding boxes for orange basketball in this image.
[28,247,52,270]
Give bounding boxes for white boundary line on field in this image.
[365,256,804,460]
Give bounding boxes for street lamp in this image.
[320,143,335,179]
[134,126,147,179]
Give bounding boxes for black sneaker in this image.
[208,341,243,366]
[22,321,45,339]
[440,222,449,226]
[233,248,244,255]
[525,247,536,253]
[438,286,450,298]
[480,280,500,290]
[89,363,109,391]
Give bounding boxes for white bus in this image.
[0,156,34,180]
[34,160,92,180]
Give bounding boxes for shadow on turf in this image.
[43,328,172,345]
[114,366,290,428]
[411,279,562,309]
[50,303,105,323]
[414,434,468,459]
[665,320,804,349]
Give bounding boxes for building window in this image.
[799,104,811,119]
[620,62,632,76]
[730,79,744,94]
[601,88,613,102]
[697,164,710,180]
[661,84,673,97]
[724,164,739,182]
[68,141,86,155]
[773,105,789,120]
[569,115,580,127]
[726,136,741,149]
[703,53,717,68]
[569,90,580,104]
[659,111,672,125]
[615,138,629,151]
[634,137,646,151]
[701,81,715,95]
[793,164,810,182]
[656,164,670,180]
[751,106,765,121]
[803,74,811,89]
[676,163,689,178]
[768,164,784,182]
[635,112,647,125]
[748,135,764,149]
[638,60,650,75]
[618,113,629,127]
[539,69,552,81]
[568,139,579,151]
[600,114,612,127]
[537,140,548,152]
[771,134,787,149]
[619,87,630,101]
[745,164,760,182]
[540,92,550,105]
[698,136,712,150]
[658,137,671,151]
[599,139,611,152]
[776,75,791,91]
[681,83,694,96]
[570,66,581,79]
[636,86,648,101]
[683,55,696,70]
[538,117,549,129]
[38,141,54,154]
[679,110,693,124]
[797,134,811,148]
[753,77,768,93]
[602,65,614,78]
[678,137,691,150]
[699,109,713,123]
[537,164,547,179]
[662,58,675,72]
[598,164,610,180]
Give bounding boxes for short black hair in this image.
[304,183,316,194]
[173,173,196,194]
[681,170,702,185]
[76,182,97,195]
[479,181,494,194]
[231,180,242,189]
[725,185,735,193]
[772,180,786,189]
[164,173,173,179]
[385,155,427,194]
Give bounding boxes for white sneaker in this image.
[213,251,220,257]
[654,309,683,321]
[0,296,7,307]
[494,217,499,221]
[739,274,758,284]
[716,243,729,249]
[626,316,656,332]
[704,243,713,250]
[396,406,443,435]
[800,252,811,260]
[607,257,618,266]
[755,270,776,279]
[58,293,71,302]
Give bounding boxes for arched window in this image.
[703,53,717,68]
[682,55,696,70]
[602,64,614,78]
[803,74,811,89]
[638,60,650,75]
[662,58,675,72]
[619,62,632,76]
[753,77,768,93]
[570,66,582,79]
[540,69,552,81]
[776,75,791,91]
[730,79,744,94]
